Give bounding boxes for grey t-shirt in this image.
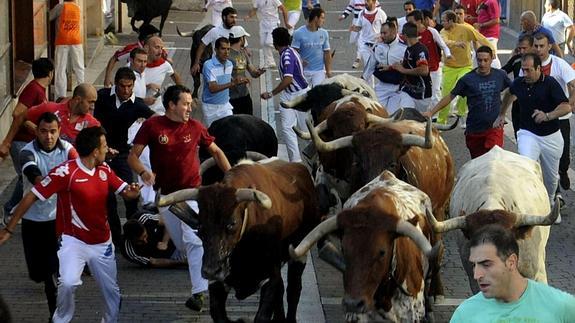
[229,48,251,99]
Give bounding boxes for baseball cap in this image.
[229,26,251,38]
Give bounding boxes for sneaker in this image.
[185,293,204,311]
[555,213,562,224]
[459,116,467,129]
[352,59,360,69]
[559,171,571,190]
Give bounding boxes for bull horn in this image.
[200,157,216,175]
[395,219,435,257]
[401,117,433,149]
[433,115,460,131]
[306,118,353,152]
[426,207,467,233]
[245,151,269,161]
[293,120,328,140]
[176,25,194,37]
[280,93,306,109]
[235,188,272,209]
[158,188,199,207]
[289,216,338,261]
[515,196,561,227]
[365,113,394,125]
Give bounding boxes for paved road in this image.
[1,1,575,322]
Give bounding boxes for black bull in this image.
[123,0,173,36]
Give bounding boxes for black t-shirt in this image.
[509,75,568,136]
[401,42,432,100]
[94,88,155,153]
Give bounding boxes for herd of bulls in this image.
[155,75,560,323]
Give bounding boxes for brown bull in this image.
[307,109,455,299]
[291,171,438,322]
[157,159,320,323]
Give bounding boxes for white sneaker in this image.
[555,213,562,224]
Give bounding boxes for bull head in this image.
[427,196,561,234]
[158,186,272,281]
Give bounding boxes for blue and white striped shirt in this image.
[202,56,233,105]
[279,47,309,94]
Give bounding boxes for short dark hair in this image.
[37,112,60,126]
[308,7,324,22]
[222,6,237,19]
[407,10,424,22]
[548,0,561,9]
[272,27,291,47]
[518,34,534,46]
[476,45,493,57]
[469,225,519,261]
[115,67,136,83]
[443,10,457,23]
[453,4,465,11]
[163,84,192,109]
[382,21,397,31]
[422,9,434,20]
[32,58,54,79]
[533,32,552,44]
[402,22,418,38]
[404,1,415,8]
[130,47,147,60]
[75,126,106,157]
[215,37,230,49]
[123,219,146,242]
[138,24,160,42]
[522,52,542,69]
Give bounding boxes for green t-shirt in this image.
[283,0,300,12]
[450,280,575,322]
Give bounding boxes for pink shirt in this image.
[477,0,500,39]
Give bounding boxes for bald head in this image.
[145,36,165,62]
[71,83,97,115]
[520,11,537,32]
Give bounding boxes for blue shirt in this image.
[509,74,568,136]
[414,0,435,10]
[291,26,330,71]
[451,68,511,133]
[279,47,309,93]
[520,25,557,44]
[202,56,233,104]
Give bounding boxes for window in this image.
[0,0,12,112]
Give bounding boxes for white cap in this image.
[229,26,251,38]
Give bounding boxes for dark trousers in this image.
[511,102,520,140]
[107,152,138,244]
[230,94,254,115]
[559,119,571,177]
[21,219,58,317]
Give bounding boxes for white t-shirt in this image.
[520,55,575,120]
[253,0,282,25]
[542,9,573,45]
[354,8,387,44]
[133,69,147,99]
[145,61,174,114]
[202,25,234,50]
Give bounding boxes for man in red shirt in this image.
[128,84,231,311]
[0,126,141,322]
[474,0,501,68]
[0,58,54,225]
[27,83,100,144]
[460,0,478,25]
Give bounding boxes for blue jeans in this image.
[499,0,507,19]
[4,141,26,215]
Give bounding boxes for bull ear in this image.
[235,188,272,209]
[514,196,561,227]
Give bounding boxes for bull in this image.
[306,110,454,299]
[426,146,559,293]
[291,171,438,322]
[199,115,278,184]
[177,24,215,98]
[124,0,173,36]
[157,159,320,322]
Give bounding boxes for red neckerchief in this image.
[363,10,377,24]
[147,57,166,68]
